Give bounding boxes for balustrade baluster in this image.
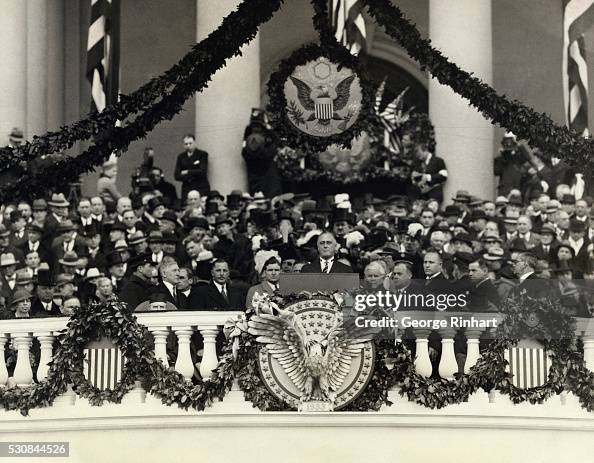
[174,329,195,380]
[413,328,433,378]
[438,328,458,379]
[464,328,484,374]
[149,327,170,367]
[34,332,54,381]
[12,332,33,386]
[198,326,220,380]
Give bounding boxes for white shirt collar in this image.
[519,271,534,283]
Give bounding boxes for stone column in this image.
[27,0,49,138]
[0,0,27,143]
[47,0,65,131]
[429,0,494,201]
[195,0,260,194]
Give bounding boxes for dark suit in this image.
[513,272,550,299]
[174,149,210,199]
[412,155,448,203]
[18,241,51,264]
[155,281,187,310]
[30,298,62,318]
[469,278,500,312]
[301,259,354,274]
[187,281,246,310]
[119,275,154,311]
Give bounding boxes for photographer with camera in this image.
[241,108,281,198]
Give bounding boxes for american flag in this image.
[563,0,594,135]
[86,0,120,113]
[331,0,367,54]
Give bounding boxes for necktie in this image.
[322,260,330,273]
[221,285,228,301]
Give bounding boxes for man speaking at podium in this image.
[300,232,354,274]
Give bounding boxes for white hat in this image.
[254,249,280,275]
[504,131,517,140]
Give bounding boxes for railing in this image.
[0,311,243,387]
[0,310,592,394]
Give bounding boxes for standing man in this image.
[174,134,210,201]
[300,232,354,273]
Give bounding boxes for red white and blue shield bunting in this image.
[315,97,334,121]
[84,338,125,390]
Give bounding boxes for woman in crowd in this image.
[246,251,281,310]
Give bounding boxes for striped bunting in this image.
[504,345,550,389]
[86,0,120,113]
[331,0,367,54]
[563,0,594,135]
[84,338,125,390]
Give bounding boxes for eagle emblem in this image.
[248,300,374,409]
[283,57,363,137]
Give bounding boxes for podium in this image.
[278,273,360,295]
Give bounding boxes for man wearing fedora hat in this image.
[44,193,71,241]
[50,220,85,270]
[0,253,19,301]
[19,223,50,264]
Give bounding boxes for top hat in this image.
[161,210,178,224]
[204,201,219,216]
[207,190,224,201]
[106,251,125,267]
[37,269,53,287]
[569,219,586,233]
[215,214,234,228]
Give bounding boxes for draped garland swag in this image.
[0,0,592,201]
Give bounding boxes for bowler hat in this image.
[215,214,234,228]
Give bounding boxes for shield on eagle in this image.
[315,97,334,121]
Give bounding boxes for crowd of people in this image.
[0,126,592,323]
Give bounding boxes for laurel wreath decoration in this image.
[267,42,375,153]
[0,294,592,416]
